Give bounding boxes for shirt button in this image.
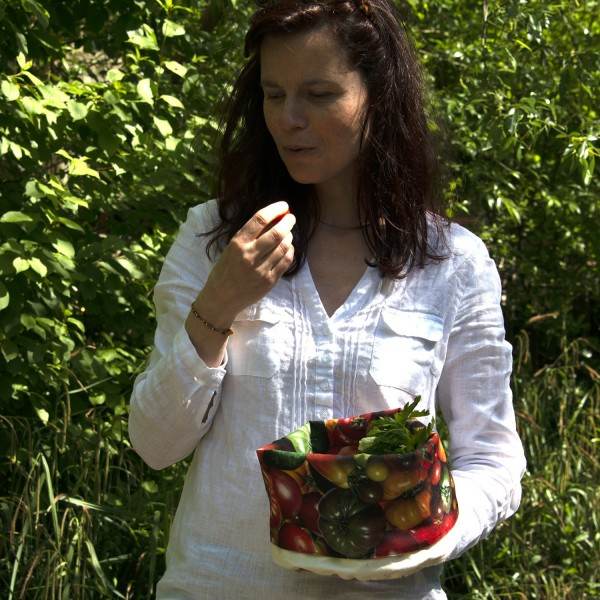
[318,379,331,392]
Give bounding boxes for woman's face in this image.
[260,26,369,187]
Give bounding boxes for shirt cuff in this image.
[444,470,498,561]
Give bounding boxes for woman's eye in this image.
[264,93,333,100]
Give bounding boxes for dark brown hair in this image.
[201,0,450,279]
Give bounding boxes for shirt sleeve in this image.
[435,239,527,561]
[128,200,229,470]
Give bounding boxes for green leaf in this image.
[55,148,72,160]
[51,239,75,258]
[40,84,69,108]
[106,68,124,83]
[35,407,49,425]
[115,256,144,279]
[67,100,88,121]
[0,339,17,359]
[13,257,29,273]
[357,397,432,455]
[1,211,34,223]
[127,25,159,51]
[164,60,187,78]
[21,313,36,329]
[112,162,126,176]
[159,94,184,109]
[153,116,173,137]
[10,143,23,160]
[16,52,30,70]
[165,136,179,151]
[90,393,106,406]
[70,157,100,179]
[20,70,43,86]
[21,96,44,114]
[29,257,47,277]
[1,80,20,101]
[0,281,9,311]
[67,317,85,333]
[142,480,159,494]
[137,78,153,104]
[162,19,186,37]
[21,0,50,28]
[57,217,85,232]
[25,180,42,198]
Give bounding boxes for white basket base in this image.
[271,522,460,581]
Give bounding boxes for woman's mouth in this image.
[284,146,316,155]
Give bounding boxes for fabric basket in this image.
[256,407,459,580]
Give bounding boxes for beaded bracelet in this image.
[190,302,234,337]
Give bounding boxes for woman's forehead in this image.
[260,27,355,84]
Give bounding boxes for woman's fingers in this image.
[253,212,296,260]
[254,230,294,282]
[269,238,295,279]
[238,201,290,242]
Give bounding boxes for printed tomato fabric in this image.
[257,407,458,561]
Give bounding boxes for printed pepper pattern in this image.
[257,406,458,561]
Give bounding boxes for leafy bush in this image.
[1,0,598,598]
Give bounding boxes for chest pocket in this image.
[369,308,444,396]
[226,298,288,379]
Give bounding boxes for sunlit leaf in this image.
[67,100,88,121]
[106,68,124,82]
[1,80,20,101]
[126,24,159,51]
[159,94,184,109]
[0,282,9,311]
[1,211,34,223]
[21,96,44,114]
[51,239,75,258]
[153,116,173,137]
[28,257,47,277]
[162,19,186,38]
[70,157,101,179]
[137,78,153,104]
[164,60,187,78]
[13,257,29,273]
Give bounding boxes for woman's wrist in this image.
[192,287,238,330]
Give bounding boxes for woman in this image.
[128,1,527,598]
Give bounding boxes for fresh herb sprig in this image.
[357,397,434,455]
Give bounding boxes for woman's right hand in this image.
[194,201,296,327]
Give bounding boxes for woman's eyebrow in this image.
[260,77,337,87]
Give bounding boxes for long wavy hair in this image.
[201,0,450,279]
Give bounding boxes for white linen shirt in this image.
[128,199,527,599]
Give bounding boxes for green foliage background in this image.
[0,0,598,597]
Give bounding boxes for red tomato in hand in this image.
[270,496,283,531]
[374,529,416,557]
[278,523,317,554]
[270,470,302,519]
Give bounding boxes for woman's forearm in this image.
[184,288,238,368]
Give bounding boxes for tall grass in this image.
[442,331,600,599]
[1,330,598,598]
[0,402,186,599]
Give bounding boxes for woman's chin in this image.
[286,170,321,185]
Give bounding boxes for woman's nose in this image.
[280,98,308,130]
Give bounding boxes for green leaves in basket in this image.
[358,397,434,455]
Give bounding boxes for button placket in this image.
[315,340,335,420]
